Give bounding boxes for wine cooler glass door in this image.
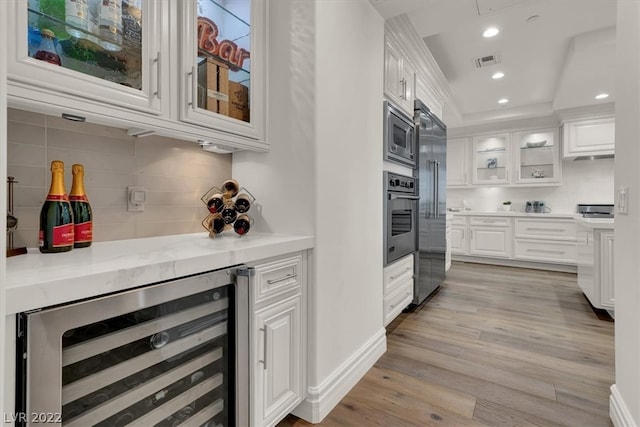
[18,267,248,427]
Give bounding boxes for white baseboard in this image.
[610,384,638,427]
[291,328,387,423]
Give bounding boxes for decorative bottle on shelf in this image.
[69,164,93,248]
[65,0,89,38]
[34,29,62,66]
[39,160,74,253]
[98,0,123,51]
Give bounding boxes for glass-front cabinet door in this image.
[7,0,163,114]
[472,133,510,185]
[180,0,266,142]
[513,128,561,184]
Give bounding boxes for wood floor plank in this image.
[278,261,614,427]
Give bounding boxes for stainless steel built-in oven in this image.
[16,267,249,427]
[384,171,419,265]
[384,101,416,167]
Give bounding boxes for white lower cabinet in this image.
[383,254,414,326]
[249,253,306,427]
[513,218,577,264]
[469,217,512,258]
[577,224,614,312]
[450,215,468,255]
[600,231,615,310]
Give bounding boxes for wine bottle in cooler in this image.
[69,164,93,248]
[39,160,74,253]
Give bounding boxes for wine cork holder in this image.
[200,180,256,238]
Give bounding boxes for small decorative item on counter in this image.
[6,177,28,257]
[200,180,255,238]
[34,29,62,66]
[502,201,512,212]
[39,160,75,253]
[69,164,93,248]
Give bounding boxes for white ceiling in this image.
[373,0,617,128]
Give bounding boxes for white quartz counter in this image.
[449,210,579,219]
[5,232,314,315]
[575,217,615,229]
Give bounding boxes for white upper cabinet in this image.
[180,0,266,142]
[446,137,470,186]
[384,37,414,116]
[562,116,615,158]
[8,0,165,114]
[5,0,268,151]
[472,133,510,185]
[513,127,561,184]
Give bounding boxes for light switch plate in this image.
[617,186,628,215]
[128,186,146,212]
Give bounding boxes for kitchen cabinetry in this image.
[445,214,452,271]
[513,128,561,184]
[577,222,615,313]
[513,218,577,264]
[5,0,267,151]
[384,36,414,116]
[468,216,512,258]
[472,133,510,184]
[383,254,414,326]
[450,215,468,255]
[447,137,470,186]
[249,253,306,427]
[562,116,615,158]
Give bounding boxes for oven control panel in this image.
[385,172,416,194]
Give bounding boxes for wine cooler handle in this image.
[154,52,161,100]
[259,327,267,370]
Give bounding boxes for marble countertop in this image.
[6,232,314,315]
[575,217,615,229]
[449,210,579,219]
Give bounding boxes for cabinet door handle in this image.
[267,273,297,285]
[259,327,267,370]
[153,52,161,99]
[188,66,197,110]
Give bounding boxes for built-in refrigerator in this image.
[413,99,447,305]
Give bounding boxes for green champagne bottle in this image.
[39,160,74,253]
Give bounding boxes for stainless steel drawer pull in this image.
[390,267,412,280]
[525,227,566,233]
[526,248,566,255]
[267,273,297,285]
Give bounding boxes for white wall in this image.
[448,158,614,213]
[612,2,640,425]
[0,2,7,421]
[233,0,385,421]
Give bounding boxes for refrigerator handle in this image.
[433,160,440,219]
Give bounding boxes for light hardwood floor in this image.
[279,261,615,426]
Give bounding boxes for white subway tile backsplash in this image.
[7,109,233,246]
[8,123,46,146]
[8,142,46,167]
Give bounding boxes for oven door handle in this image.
[389,194,420,200]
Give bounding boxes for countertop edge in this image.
[449,211,579,219]
[6,233,315,315]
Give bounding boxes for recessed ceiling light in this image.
[492,72,505,79]
[595,93,609,100]
[483,27,500,38]
[498,98,509,104]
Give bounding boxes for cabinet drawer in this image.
[514,218,576,240]
[469,216,510,227]
[383,279,413,326]
[450,215,467,226]
[384,254,414,295]
[514,240,577,264]
[253,255,302,305]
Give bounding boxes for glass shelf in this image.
[477,166,506,170]
[27,4,143,90]
[476,149,506,154]
[521,163,553,167]
[520,145,553,150]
